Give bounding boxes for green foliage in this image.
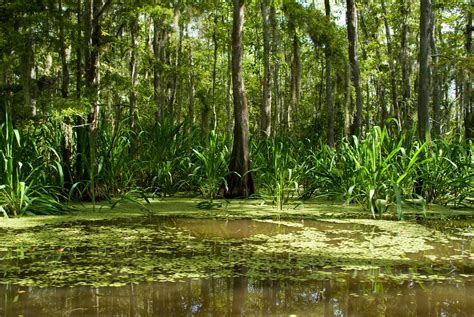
[0,114,66,216]
[136,117,196,196]
[415,138,473,206]
[253,136,304,209]
[191,130,229,202]
[303,127,472,219]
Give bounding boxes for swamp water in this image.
[0,216,472,316]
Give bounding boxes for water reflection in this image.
[0,217,473,316]
[172,218,300,239]
[1,274,472,316]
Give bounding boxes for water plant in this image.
[191,130,229,203]
[302,126,460,219]
[0,114,66,216]
[254,137,304,210]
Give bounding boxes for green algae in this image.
[0,198,472,288]
[1,197,471,229]
[0,215,472,288]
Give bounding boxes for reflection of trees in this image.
[0,276,472,316]
[231,265,248,317]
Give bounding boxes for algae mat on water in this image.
[0,199,472,288]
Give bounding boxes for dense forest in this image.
[0,0,472,218]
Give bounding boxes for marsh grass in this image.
[253,137,304,210]
[1,110,470,219]
[191,130,229,203]
[0,114,66,216]
[303,127,472,219]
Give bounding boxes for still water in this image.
[0,217,472,316]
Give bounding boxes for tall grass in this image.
[191,130,229,202]
[253,136,305,209]
[0,114,66,216]
[2,108,470,219]
[416,138,473,206]
[303,127,472,219]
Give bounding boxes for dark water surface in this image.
[1,277,473,317]
[0,217,472,316]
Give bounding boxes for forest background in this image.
[0,0,472,218]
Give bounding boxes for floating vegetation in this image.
[0,215,472,288]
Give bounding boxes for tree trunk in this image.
[290,31,301,129]
[430,12,441,138]
[152,18,167,122]
[346,0,363,136]
[400,0,412,130]
[417,0,431,140]
[344,61,352,136]
[464,4,473,141]
[187,28,195,132]
[129,16,139,129]
[381,0,399,121]
[175,20,184,123]
[221,0,255,198]
[77,0,108,200]
[358,9,370,130]
[169,5,181,118]
[23,31,36,117]
[260,0,272,138]
[325,0,334,147]
[59,0,69,98]
[226,41,233,139]
[74,0,84,182]
[270,4,281,134]
[76,0,82,100]
[212,12,219,131]
[379,79,388,125]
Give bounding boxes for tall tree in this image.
[417,0,431,140]
[129,15,139,129]
[221,0,255,198]
[211,9,219,131]
[152,14,168,122]
[270,4,281,133]
[464,2,473,140]
[400,0,412,130]
[58,0,69,99]
[187,26,196,132]
[325,0,335,147]
[285,4,301,129]
[430,11,441,137]
[346,0,363,136]
[260,0,272,137]
[381,0,399,121]
[22,30,36,117]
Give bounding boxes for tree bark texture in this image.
[417,0,431,140]
[129,16,139,129]
[260,0,272,138]
[346,0,363,136]
[212,12,219,131]
[187,28,196,132]
[59,0,69,99]
[221,0,256,198]
[226,41,233,139]
[76,0,82,99]
[22,31,37,117]
[152,18,168,122]
[325,0,334,147]
[381,0,399,121]
[400,0,412,130]
[430,12,441,138]
[290,29,301,129]
[270,4,281,133]
[464,5,473,140]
